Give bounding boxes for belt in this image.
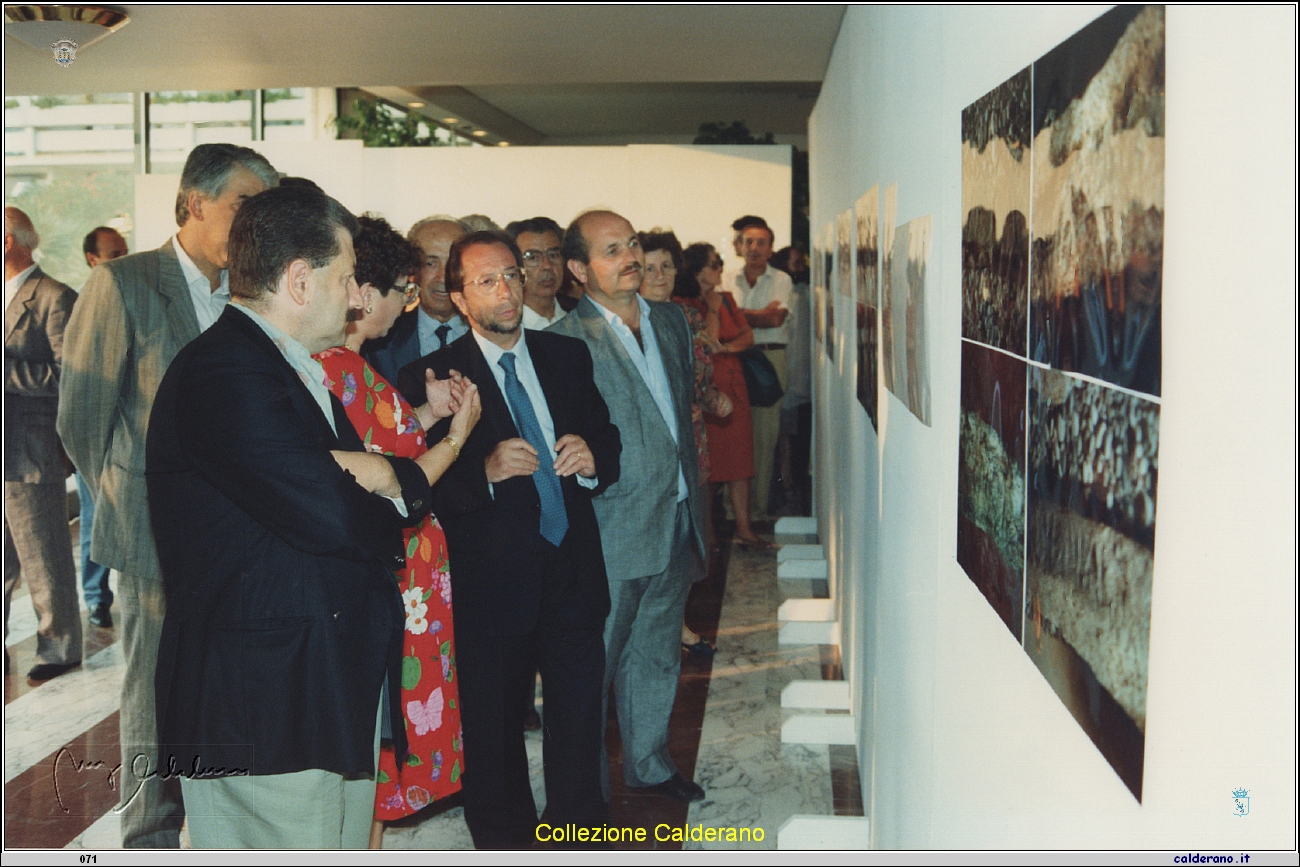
[753,343,786,352]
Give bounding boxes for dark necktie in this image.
[436,324,451,350]
[498,353,568,546]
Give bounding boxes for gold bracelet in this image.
[439,435,461,461]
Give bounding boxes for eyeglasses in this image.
[465,268,524,293]
[398,279,419,305]
[521,248,564,267]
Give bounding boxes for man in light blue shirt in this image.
[550,210,708,805]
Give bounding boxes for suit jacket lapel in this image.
[4,267,43,341]
[460,334,519,444]
[156,240,202,347]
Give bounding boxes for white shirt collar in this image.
[4,263,39,311]
[471,326,531,370]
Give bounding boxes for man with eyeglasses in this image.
[364,216,469,385]
[396,231,620,849]
[506,216,572,330]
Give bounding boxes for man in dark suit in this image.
[364,216,468,384]
[397,231,620,849]
[147,185,431,848]
[3,206,81,681]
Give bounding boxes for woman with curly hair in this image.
[314,214,482,847]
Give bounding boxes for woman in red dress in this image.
[315,215,481,848]
[676,243,770,549]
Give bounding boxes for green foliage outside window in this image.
[333,98,448,148]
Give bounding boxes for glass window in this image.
[4,93,136,288]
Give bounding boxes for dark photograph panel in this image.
[823,223,836,361]
[1025,367,1159,801]
[856,186,879,427]
[961,66,1031,355]
[1030,5,1164,396]
[957,341,1027,639]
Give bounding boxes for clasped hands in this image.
[486,434,595,484]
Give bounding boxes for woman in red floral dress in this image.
[315,215,480,848]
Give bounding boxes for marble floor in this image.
[4,521,859,851]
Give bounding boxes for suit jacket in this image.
[57,241,198,579]
[548,296,706,581]
[362,308,422,387]
[5,266,76,483]
[148,306,430,777]
[396,329,620,636]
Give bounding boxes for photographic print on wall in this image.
[837,210,853,297]
[886,214,932,426]
[962,66,1031,355]
[855,186,879,427]
[1025,367,1158,800]
[957,342,1026,640]
[955,5,1164,801]
[880,184,897,396]
[1031,4,1164,397]
[823,222,836,361]
[812,234,824,345]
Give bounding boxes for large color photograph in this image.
[957,342,1026,640]
[962,66,1031,355]
[1030,4,1164,396]
[879,184,897,397]
[1025,366,1159,800]
[855,186,879,427]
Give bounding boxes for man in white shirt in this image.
[506,216,570,330]
[732,216,793,522]
[58,143,277,848]
[365,216,469,384]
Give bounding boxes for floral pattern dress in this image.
[314,346,463,820]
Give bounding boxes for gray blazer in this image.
[58,241,199,580]
[5,266,77,483]
[548,295,705,581]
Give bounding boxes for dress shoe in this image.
[27,661,81,682]
[630,773,705,803]
[681,638,716,658]
[88,604,113,629]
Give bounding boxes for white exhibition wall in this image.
[809,5,1295,849]
[134,141,791,260]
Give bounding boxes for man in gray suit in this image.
[4,206,82,682]
[58,143,277,848]
[549,210,708,803]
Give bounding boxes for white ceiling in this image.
[5,4,843,144]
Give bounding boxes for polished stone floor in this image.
[5,522,856,850]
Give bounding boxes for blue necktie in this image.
[498,353,568,546]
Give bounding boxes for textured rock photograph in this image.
[879,184,897,397]
[962,66,1031,355]
[1025,366,1159,800]
[836,209,853,297]
[1030,4,1164,396]
[885,214,932,426]
[823,222,836,361]
[957,342,1026,640]
[855,186,879,427]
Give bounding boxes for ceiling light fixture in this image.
[497,141,510,147]
[441,117,459,125]
[406,101,426,109]
[3,4,129,57]
[471,129,487,138]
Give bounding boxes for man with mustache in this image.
[549,210,708,805]
[506,216,573,330]
[396,231,620,848]
[364,216,469,385]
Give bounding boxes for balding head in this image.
[4,207,39,276]
[408,217,468,321]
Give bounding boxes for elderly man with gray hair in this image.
[4,206,81,683]
[58,142,277,848]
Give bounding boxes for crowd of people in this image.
[3,142,812,849]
